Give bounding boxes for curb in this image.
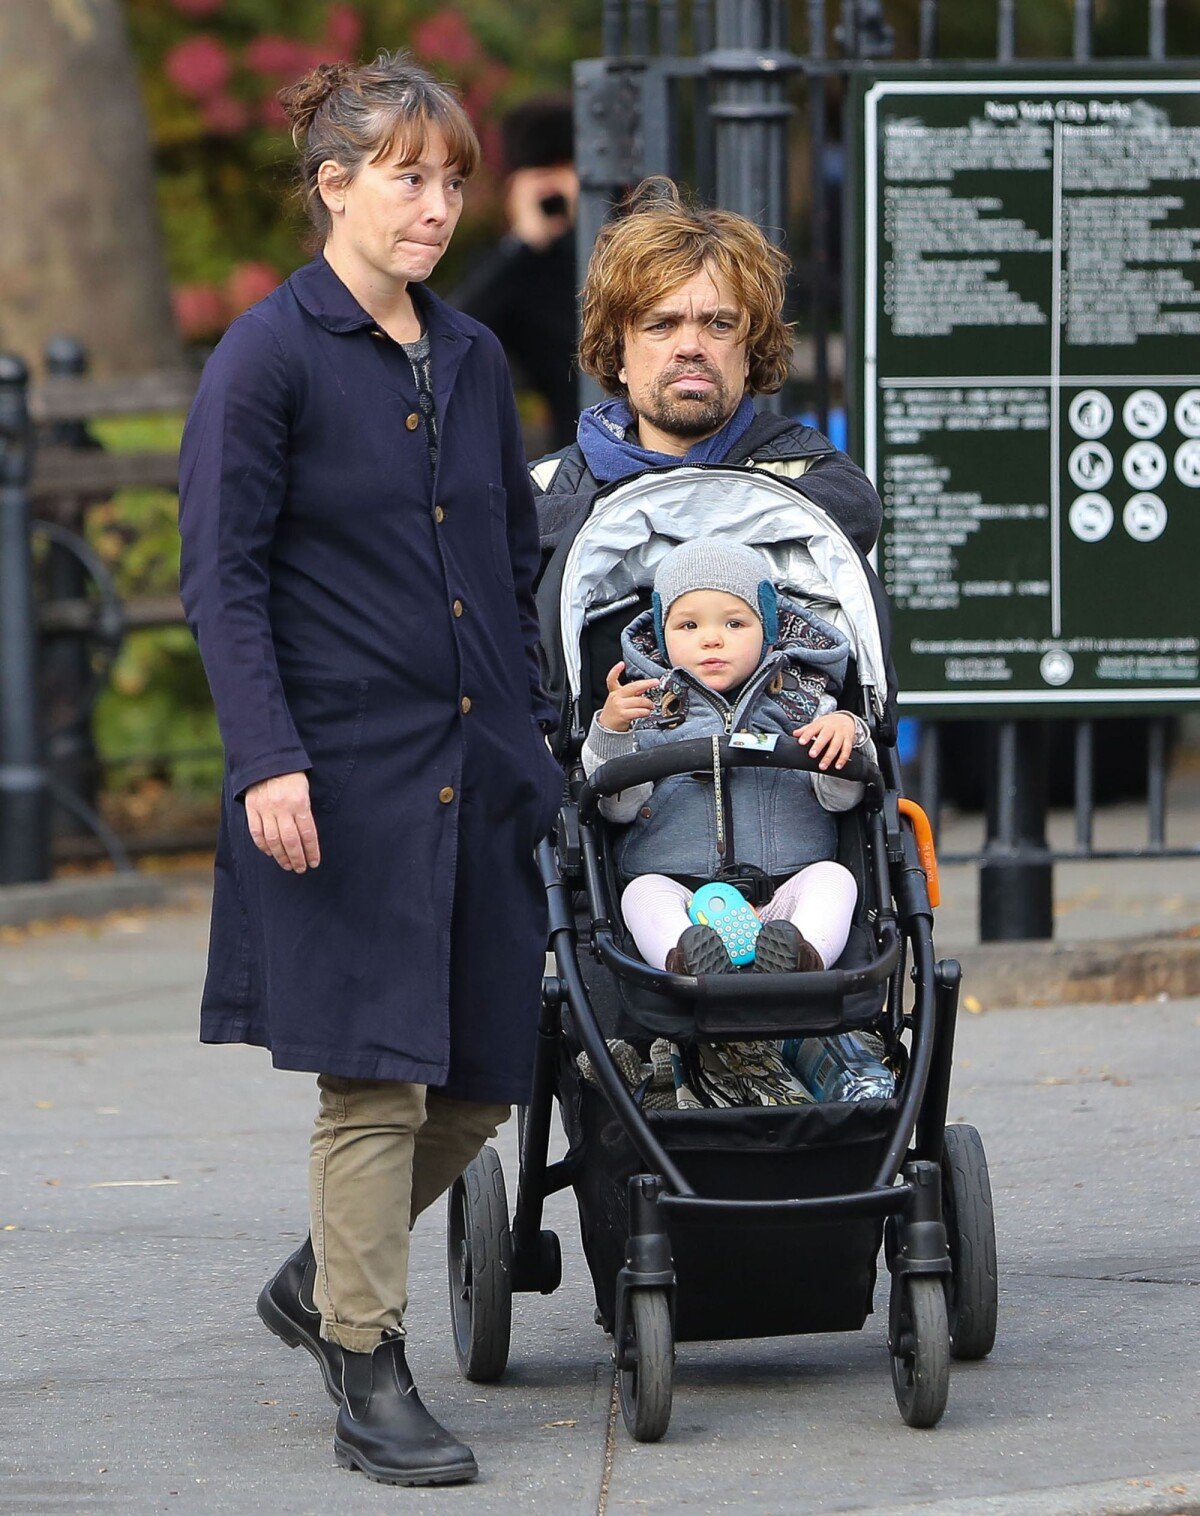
[863,1471,1200,1516]
[953,929,1200,1010]
[0,873,168,929]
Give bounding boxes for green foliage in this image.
[85,413,223,797]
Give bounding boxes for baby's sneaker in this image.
[665,924,734,977]
[753,920,823,974]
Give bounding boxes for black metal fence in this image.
[0,347,197,880]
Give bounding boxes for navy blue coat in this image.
[178,254,562,1099]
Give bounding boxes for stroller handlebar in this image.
[577,735,885,825]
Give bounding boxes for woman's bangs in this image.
[371,99,480,177]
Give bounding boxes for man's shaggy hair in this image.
[578,177,793,398]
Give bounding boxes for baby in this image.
[581,537,874,976]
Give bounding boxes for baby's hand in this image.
[794,711,857,770]
[599,662,659,733]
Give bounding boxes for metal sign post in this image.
[0,354,50,884]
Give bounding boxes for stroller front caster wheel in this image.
[618,1289,674,1443]
[889,1275,950,1429]
[447,1144,512,1383]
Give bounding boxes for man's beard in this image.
[634,369,736,441]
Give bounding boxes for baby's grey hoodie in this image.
[582,597,877,881]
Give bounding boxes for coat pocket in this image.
[487,483,514,590]
[281,675,369,815]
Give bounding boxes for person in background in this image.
[453,95,579,449]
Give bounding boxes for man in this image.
[530,176,882,582]
[453,96,579,449]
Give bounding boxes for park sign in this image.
[847,66,1200,716]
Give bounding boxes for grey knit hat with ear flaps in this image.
[651,537,780,657]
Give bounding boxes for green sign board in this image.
[849,67,1200,715]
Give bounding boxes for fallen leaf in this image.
[543,1419,578,1428]
[89,1179,179,1189]
[96,1107,120,1115]
[1037,1076,1070,1086]
[34,1101,52,1110]
[260,1399,278,1406]
[963,995,983,1014]
[4,1224,19,1231]
[43,1179,61,1187]
[1100,1072,1131,1087]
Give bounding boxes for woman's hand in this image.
[245,771,321,872]
[599,662,659,733]
[794,712,857,771]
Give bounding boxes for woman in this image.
[178,52,561,1487]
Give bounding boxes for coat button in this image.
[639,806,653,819]
[439,786,455,804]
[433,505,445,523]
[452,599,464,617]
[406,412,420,431]
[460,696,472,714]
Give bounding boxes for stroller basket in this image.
[566,1084,898,1341]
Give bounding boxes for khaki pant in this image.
[309,1075,510,1353]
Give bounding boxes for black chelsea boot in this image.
[333,1332,478,1486]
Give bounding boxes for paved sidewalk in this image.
[1,884,1198,1514]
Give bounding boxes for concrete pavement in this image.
[1,873,1198,1514]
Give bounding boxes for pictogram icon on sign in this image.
[1068,442,1113,491]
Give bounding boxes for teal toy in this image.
[687,882,762,967]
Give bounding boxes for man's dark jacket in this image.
[529,411,883,568]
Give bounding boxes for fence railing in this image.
[0,343,200,879]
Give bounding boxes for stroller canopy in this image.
[558,467,891,718]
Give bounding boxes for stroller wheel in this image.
[618,1289,674,1443]
[447,1145,512,1383]
[889,1275,950,1429]
[942,1123,998,1360]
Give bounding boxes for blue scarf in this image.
[576,395,757,484]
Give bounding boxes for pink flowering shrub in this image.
[164,35,232,100]
[126,0,593,343]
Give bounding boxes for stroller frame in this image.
[446,475,996,1439]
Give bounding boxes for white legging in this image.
[621,859,858,971]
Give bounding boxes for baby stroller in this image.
[445,467,997,1440]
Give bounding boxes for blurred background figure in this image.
[452,94,579,450]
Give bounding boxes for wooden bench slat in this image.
[28,370,198,423]
[31,448,179,498]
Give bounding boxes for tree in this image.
[0,0,179,375]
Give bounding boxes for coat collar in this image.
[288,251,476,346]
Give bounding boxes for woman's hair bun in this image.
[278,62,356,144]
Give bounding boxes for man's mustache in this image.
[659,364,722,387]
